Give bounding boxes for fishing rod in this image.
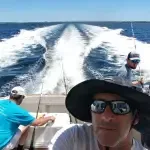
[61,60,68,96]
[60,58,77,123]
[130,22,144,88]
[29,81,44,150]
[130,22,136,50]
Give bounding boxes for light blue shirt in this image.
[0,99,35,149]
[116,64,135,82]
[51,124,147,150]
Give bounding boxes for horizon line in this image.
[0,21,150,23]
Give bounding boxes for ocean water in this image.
[0,22,150,96]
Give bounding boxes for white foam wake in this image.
[0,24,62,68]
[39,25,87,94]
[81,24,150,80]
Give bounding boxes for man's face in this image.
[91,93,134,147]
[127,59,140,69]
[16,95,25,105]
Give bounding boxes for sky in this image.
[0,0,150,22]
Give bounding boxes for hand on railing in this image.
[47,115,55,122]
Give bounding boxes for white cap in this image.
[127,51,140,61]
[11,86,25,96]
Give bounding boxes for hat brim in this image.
[129,57,140,61]
[66,79,150,133]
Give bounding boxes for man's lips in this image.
[98,126,117,131]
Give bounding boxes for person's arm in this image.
[132,78,144,86]
[132,81,141,86]
[8,105,55,126]
[31,115,55,126]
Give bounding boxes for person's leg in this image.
[3,126,29,150]
[3,130,21,150]
[17,125,30,150]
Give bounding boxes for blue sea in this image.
[0,22,150,96]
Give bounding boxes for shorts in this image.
[3,129,21,150]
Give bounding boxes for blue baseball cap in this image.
[127,51,140,61]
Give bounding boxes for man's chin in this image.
[97,134,120,148]
[130,66,136,69]
[94,128,122,147]
[98,140,119,148]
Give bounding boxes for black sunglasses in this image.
[131,59,140,64]
[91,100,132,115]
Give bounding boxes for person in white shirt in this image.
[51,77,150,150]
[116,51,143,86]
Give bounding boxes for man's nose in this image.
[100,106,115,122]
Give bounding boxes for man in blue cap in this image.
[117,51,143,86]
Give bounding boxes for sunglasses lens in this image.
[132,59,140,64]
[91,101,106,113]
[111,101,131,114]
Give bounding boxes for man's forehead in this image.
[93,93,125,100]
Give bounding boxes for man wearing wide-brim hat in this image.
[52,77,150,150]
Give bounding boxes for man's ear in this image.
[133,112,139,125]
